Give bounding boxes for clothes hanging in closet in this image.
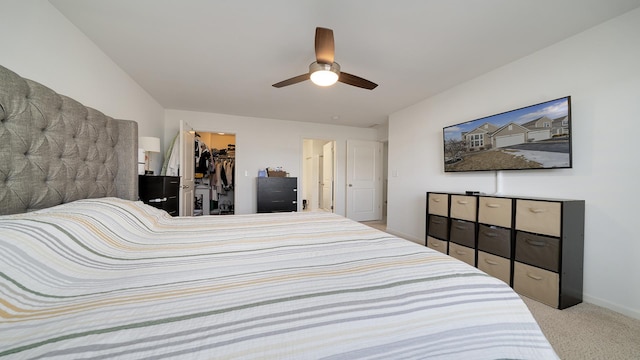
[195,137,211,174]
[210,158,234,194]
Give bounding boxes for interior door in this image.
[321,141,334,212]
[179,120,195,216]
[346,139,382,221]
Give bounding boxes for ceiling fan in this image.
[272,27,378,90]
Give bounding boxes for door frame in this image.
[301,138,336,213]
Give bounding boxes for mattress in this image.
[0,198,557,359]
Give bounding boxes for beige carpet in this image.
[522,296,640,360]
[361,221,640,359]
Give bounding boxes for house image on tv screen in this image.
[443,96,571,172]
[464,115,569,151]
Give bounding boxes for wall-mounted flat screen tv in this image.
[443,96,572,172]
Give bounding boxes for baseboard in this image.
[582,294,640,320]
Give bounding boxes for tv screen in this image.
[443,96,572,172]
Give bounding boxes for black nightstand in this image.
[139,175,180,216]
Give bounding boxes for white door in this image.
[346,140,382,221]
[321,141,334,212]
[179,121,195,216]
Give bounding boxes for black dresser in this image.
[139,175,180,216]
[257,177,297,213]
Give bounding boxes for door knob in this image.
[348,184,353,187]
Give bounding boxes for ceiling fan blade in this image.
[272,73,310,88]
[338,72,378,90]
[315,27,335,64]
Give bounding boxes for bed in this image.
[0,64,558,359]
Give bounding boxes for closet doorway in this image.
[194,131,236,216]
[302,139,335,212]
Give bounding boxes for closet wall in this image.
[194,132,236,215]
[199,133,235,152]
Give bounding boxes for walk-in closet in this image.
[194,132,235,215]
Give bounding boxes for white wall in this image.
[387,8,640,319]
[164,110,378,215]
[1,0,165,173]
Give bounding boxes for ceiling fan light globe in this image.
[309,62,340,87]
[311,70,339,86]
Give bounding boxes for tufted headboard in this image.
[0,65,138,215]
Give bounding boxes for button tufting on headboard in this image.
[0,65,139,215]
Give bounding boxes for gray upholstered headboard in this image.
[0,65,138,215]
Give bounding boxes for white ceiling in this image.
[50,0,640,128]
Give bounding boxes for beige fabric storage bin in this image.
[450,195,477,221]
[478,251,511,285]
[516,199,561,237]
[449,242,475,267]
[478,197,512,228]
[427,236,448,254]
[514,262,559,308]
[428,193,449,216]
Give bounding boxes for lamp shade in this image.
[139,137,161,153]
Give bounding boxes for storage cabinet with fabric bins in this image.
[426,192,584,309]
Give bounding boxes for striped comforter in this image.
[0,198,557,359]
